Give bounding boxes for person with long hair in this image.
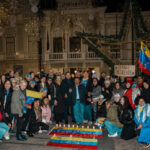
[119,96,136,140]
[53,75,65,124]
[0,80,13,125]
[41,97,51,125]
[11,80,27,141]
[27,99,49,137]
[91,78,101,121]
[134,96,150,148]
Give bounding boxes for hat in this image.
[26,73,31,78]
[114,93,120,98]
[92,72,98,79]
[99,95,104,99]
[30,80,36,85]
[131,83,138,88]
[126,77,133,85]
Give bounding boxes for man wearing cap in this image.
[25,73,32,89]
[27,80,37,91]
[124,83,140,110]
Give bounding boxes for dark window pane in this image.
[70,37,81,52]
[53,37,62,53]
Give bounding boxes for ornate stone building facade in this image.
[0,0,150,76]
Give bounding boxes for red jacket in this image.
[124,88,140,110]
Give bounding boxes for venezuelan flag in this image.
[138,41,150,75]
[26,90,43,106]
[50,127,102,138]
[47,136,98,149]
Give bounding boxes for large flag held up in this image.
[138,41,150,75]
[26,89,43,106]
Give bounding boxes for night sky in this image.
[39,0,150,12]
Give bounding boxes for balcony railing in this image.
[68,52,81,59]
[45,52,101,61]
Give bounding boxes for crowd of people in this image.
[0,69,150,148]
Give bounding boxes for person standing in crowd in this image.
[137,76,144,90]
[41,97,51,125]
[0,80,13,125]
[102,80,112,100]
[124,83,140,110]
[47,69,56,83]
[112,82,125,100]
[0,104,10,142]
[38,76,47,92]
[25,74,32,89]
[72,77,87,125]
[125,78,133,90]
[134,96,150,148]
[61,72,74,124]
[14,71,22,85]
[0,75,6,92]
[119,76,126,88]
[53,75,65,124]
[27,99,49,137]
[11,80,27,141]
[27,80,37,91]
[99,72,106,87]
[119,96,136,140]
[141,81,150,104]
[10,78,19,90]
[81,70,92,125]
[91,78,101,121]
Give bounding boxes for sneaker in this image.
[144,143,150,148]
[108,133,118,137]
[24,131,27,134]
[38,130,42,134]
[4,136,10,140]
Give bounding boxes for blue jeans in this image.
[0,122,10,139]
[104,120,122,135]
[73,101,84,124]
[84,104,92,121]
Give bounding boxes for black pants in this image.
[28,122,49,134]
[14,114,22,136]
[22,109,31,131]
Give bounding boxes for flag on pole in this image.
[138,41,150,75]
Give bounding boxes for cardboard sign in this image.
[114,65,135,77]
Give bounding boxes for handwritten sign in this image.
[114,65,135,77]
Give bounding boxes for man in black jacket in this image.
[72,77,87,125]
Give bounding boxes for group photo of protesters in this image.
[0,69,150,148]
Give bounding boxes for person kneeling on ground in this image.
[0,104,10,142]
[27,99,49,137]
[134,96,150,148]
[119,96,136,140]
[104,94,123,137]
[95,95,107,127]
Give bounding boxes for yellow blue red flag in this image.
[26,89,43,106]
[138,41,150,75]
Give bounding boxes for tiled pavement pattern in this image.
[0,125,147,150]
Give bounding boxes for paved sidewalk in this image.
[0,126,146,150]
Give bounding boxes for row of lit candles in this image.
[55,124,101,129]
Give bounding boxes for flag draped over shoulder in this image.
[26,90,43,106]
[138,41,150,75]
